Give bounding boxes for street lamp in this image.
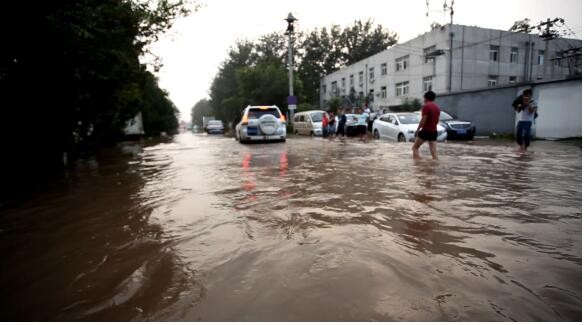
[285,13,297,124]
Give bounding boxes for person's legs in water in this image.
[428,141,438,160]
[523,121,532,150]
[516,121,531,152]
[412,137,424,159]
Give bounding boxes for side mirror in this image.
[394,121,399,126]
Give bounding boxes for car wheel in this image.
[398,133,406,142]
[374,130,380,139]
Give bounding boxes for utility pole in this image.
[446,0,454,92]
[285,13,297,125]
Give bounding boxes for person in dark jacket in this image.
[336,109,347,139]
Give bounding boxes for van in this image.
[292,110,327,136]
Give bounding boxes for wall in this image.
[533,79,582,139]
[435,86,519,136]
[435,78,582,138]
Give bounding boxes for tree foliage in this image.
[208,19,399,120]
[191,99,214,127]
[510,18,532,33]
[0,0,194,180]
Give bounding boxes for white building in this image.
[320,24,581,111]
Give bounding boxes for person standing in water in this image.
[322,112,329,138]
[513,89,538,153]
[336,108,347,139]
[413,91,441,160]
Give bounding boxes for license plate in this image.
[457,129,467,134]
[247,127,258,135]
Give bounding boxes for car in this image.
[436,110,476,140]
[292,110,326,136]
[372,113,447,142]
[333,113,361,137]
[205,120,224,134]
[235,105,287,144]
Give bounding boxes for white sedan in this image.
[372,113,447,142]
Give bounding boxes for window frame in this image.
[510,47,519,63]
[487,75,498,87]
[423,76,433,92]
[489,45,499,62]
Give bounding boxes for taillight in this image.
[280,114,286,123]
[242,114,249,125]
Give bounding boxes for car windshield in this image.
[440,111,454,121]
[310,112,324,122]
[248,108,281,119]
[397,114,420,124]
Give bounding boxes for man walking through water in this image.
[513,89,538,153]
[413,91,440,160]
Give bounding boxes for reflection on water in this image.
[0,135,581,321]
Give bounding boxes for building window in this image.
[487,75,498,87]
[350,74,354,86]
[322,84,327,95]
[395,55,409,71]
[369,67,375,81]
[509,76,517,84]
[423,76,433,92]
[381,63,387,75]
[537,50,545,65]
[381,86,387,98]
[510,47,519,63]
[489,45,499,62]
[395,81,409,96]
[359,71,364,87]
[341,78,346,94]
[554,52,562,67]
[332,81,338,95]
[423,45,436,63]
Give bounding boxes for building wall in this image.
[533,79,582,139]
[320,24,581,111]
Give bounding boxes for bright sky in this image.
[148,0,582,121]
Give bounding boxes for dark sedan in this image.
[438,111,475,140]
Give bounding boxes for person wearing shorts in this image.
[413,91,441,160]
[356,107,368,141]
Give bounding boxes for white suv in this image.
[235,105,287,144]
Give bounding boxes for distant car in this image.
[293,110,326,136]
[235,105,287,144]
[437,110,476,140]
[205,120,224,134]
[372,113,447,142]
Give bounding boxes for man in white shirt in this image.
[514,89,538,153]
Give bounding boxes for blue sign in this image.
[287,96,297,105]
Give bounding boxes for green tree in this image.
[1,0,195,182]
[340,19,399,65]
[327,97,341,112]
[510,18,532,33]
[209,40,256,122]
[191,99,214,127]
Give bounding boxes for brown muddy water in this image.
[0,134,581,321]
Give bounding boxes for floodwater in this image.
[0,134,581,321]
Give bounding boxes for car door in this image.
[376,116,391,140]
[387,115,401,140]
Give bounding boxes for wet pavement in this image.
[0,133,581,321]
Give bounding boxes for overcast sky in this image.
[148,0,582,121]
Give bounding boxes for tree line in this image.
[193,19,399,127]
[0,1,193,185]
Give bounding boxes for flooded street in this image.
[0,133,581,321]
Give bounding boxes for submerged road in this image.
[0,134,581,321]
